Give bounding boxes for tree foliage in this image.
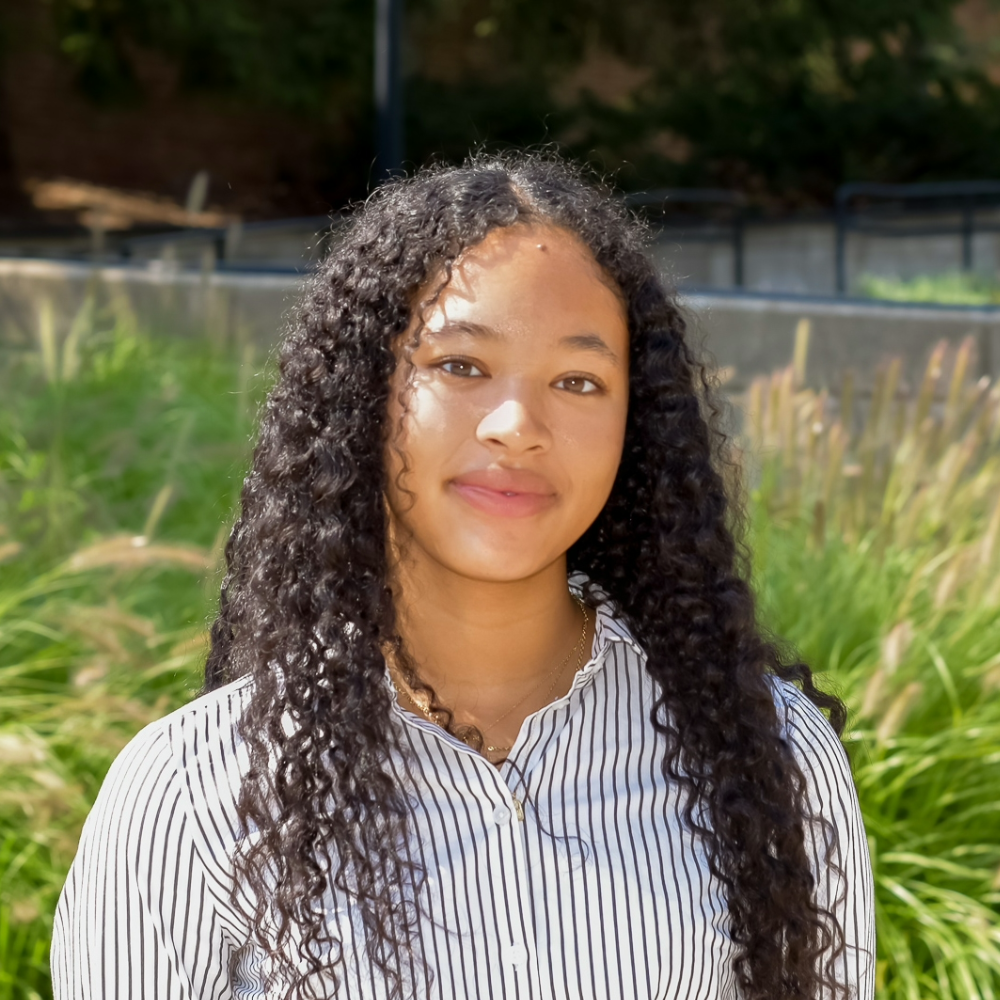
[33,0,1000,201]
[47,0,372,111]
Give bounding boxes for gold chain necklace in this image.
[389,596,591,758]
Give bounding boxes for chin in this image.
[437,541,559,584]
[453,565,553,584]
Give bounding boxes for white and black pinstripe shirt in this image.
[52,599,875,999]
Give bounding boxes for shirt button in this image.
[506,942,528,968]
[492,805,511,825]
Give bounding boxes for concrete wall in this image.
[1,257,997,396]
[0,257,304,351]
[681,290,998,393]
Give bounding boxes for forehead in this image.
[417,224,627,339]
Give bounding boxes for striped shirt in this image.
[52,599,875,999]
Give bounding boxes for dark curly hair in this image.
[204,150,849,1000]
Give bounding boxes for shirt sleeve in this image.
[50,719,237,999]
[775,679,877,1000]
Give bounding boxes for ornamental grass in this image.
[747,322,1000,1000]
[1,306,998,999]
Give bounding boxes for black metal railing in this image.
[624,189,748,287]
[11,182,1000,295]
[835,180,1000,294]
[117,214,341,271]
[119,191,751,282]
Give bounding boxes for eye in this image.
[555,375,602,395]
[439,359,485,378]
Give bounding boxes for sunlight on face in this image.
[384,223,630,583]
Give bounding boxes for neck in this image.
[388,545,585,728]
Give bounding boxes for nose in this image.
[476,395,551,455]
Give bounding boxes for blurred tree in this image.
[451,0,1000,201]
[0,16,27,212]
[47,0,372,112]
[612,0,1000,201]
[30,0,1000,203]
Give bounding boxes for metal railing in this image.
[835,180,1000,293]
[118,214,342,271]
[118,191,751,281]
[625,189,748,287]
[9,182,1000,294]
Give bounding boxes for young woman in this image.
[52,153,874,1000]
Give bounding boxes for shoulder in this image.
[55,680,256,995]
[767,682,876,993]
[108,675,251,782]
[155,674,253,763]
[766,675,853,779]
[87,677,253,862]
[765,675,861,820]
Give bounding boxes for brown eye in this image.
[556,375,600,394]
[440,360,485,378]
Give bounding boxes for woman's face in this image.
[385,223,630,583]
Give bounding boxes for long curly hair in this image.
[204,151,849,1000]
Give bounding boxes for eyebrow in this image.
[427,321,622,367]
[425,320,500,340]
[558,333,622,367]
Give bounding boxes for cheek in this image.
[562,406,628,507]
[385,381,471,494]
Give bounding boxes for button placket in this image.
[480,762,542,996]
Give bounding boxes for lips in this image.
[449,468,557,519]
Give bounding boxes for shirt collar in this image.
[568,571,647,664]
[384,578,647,756]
